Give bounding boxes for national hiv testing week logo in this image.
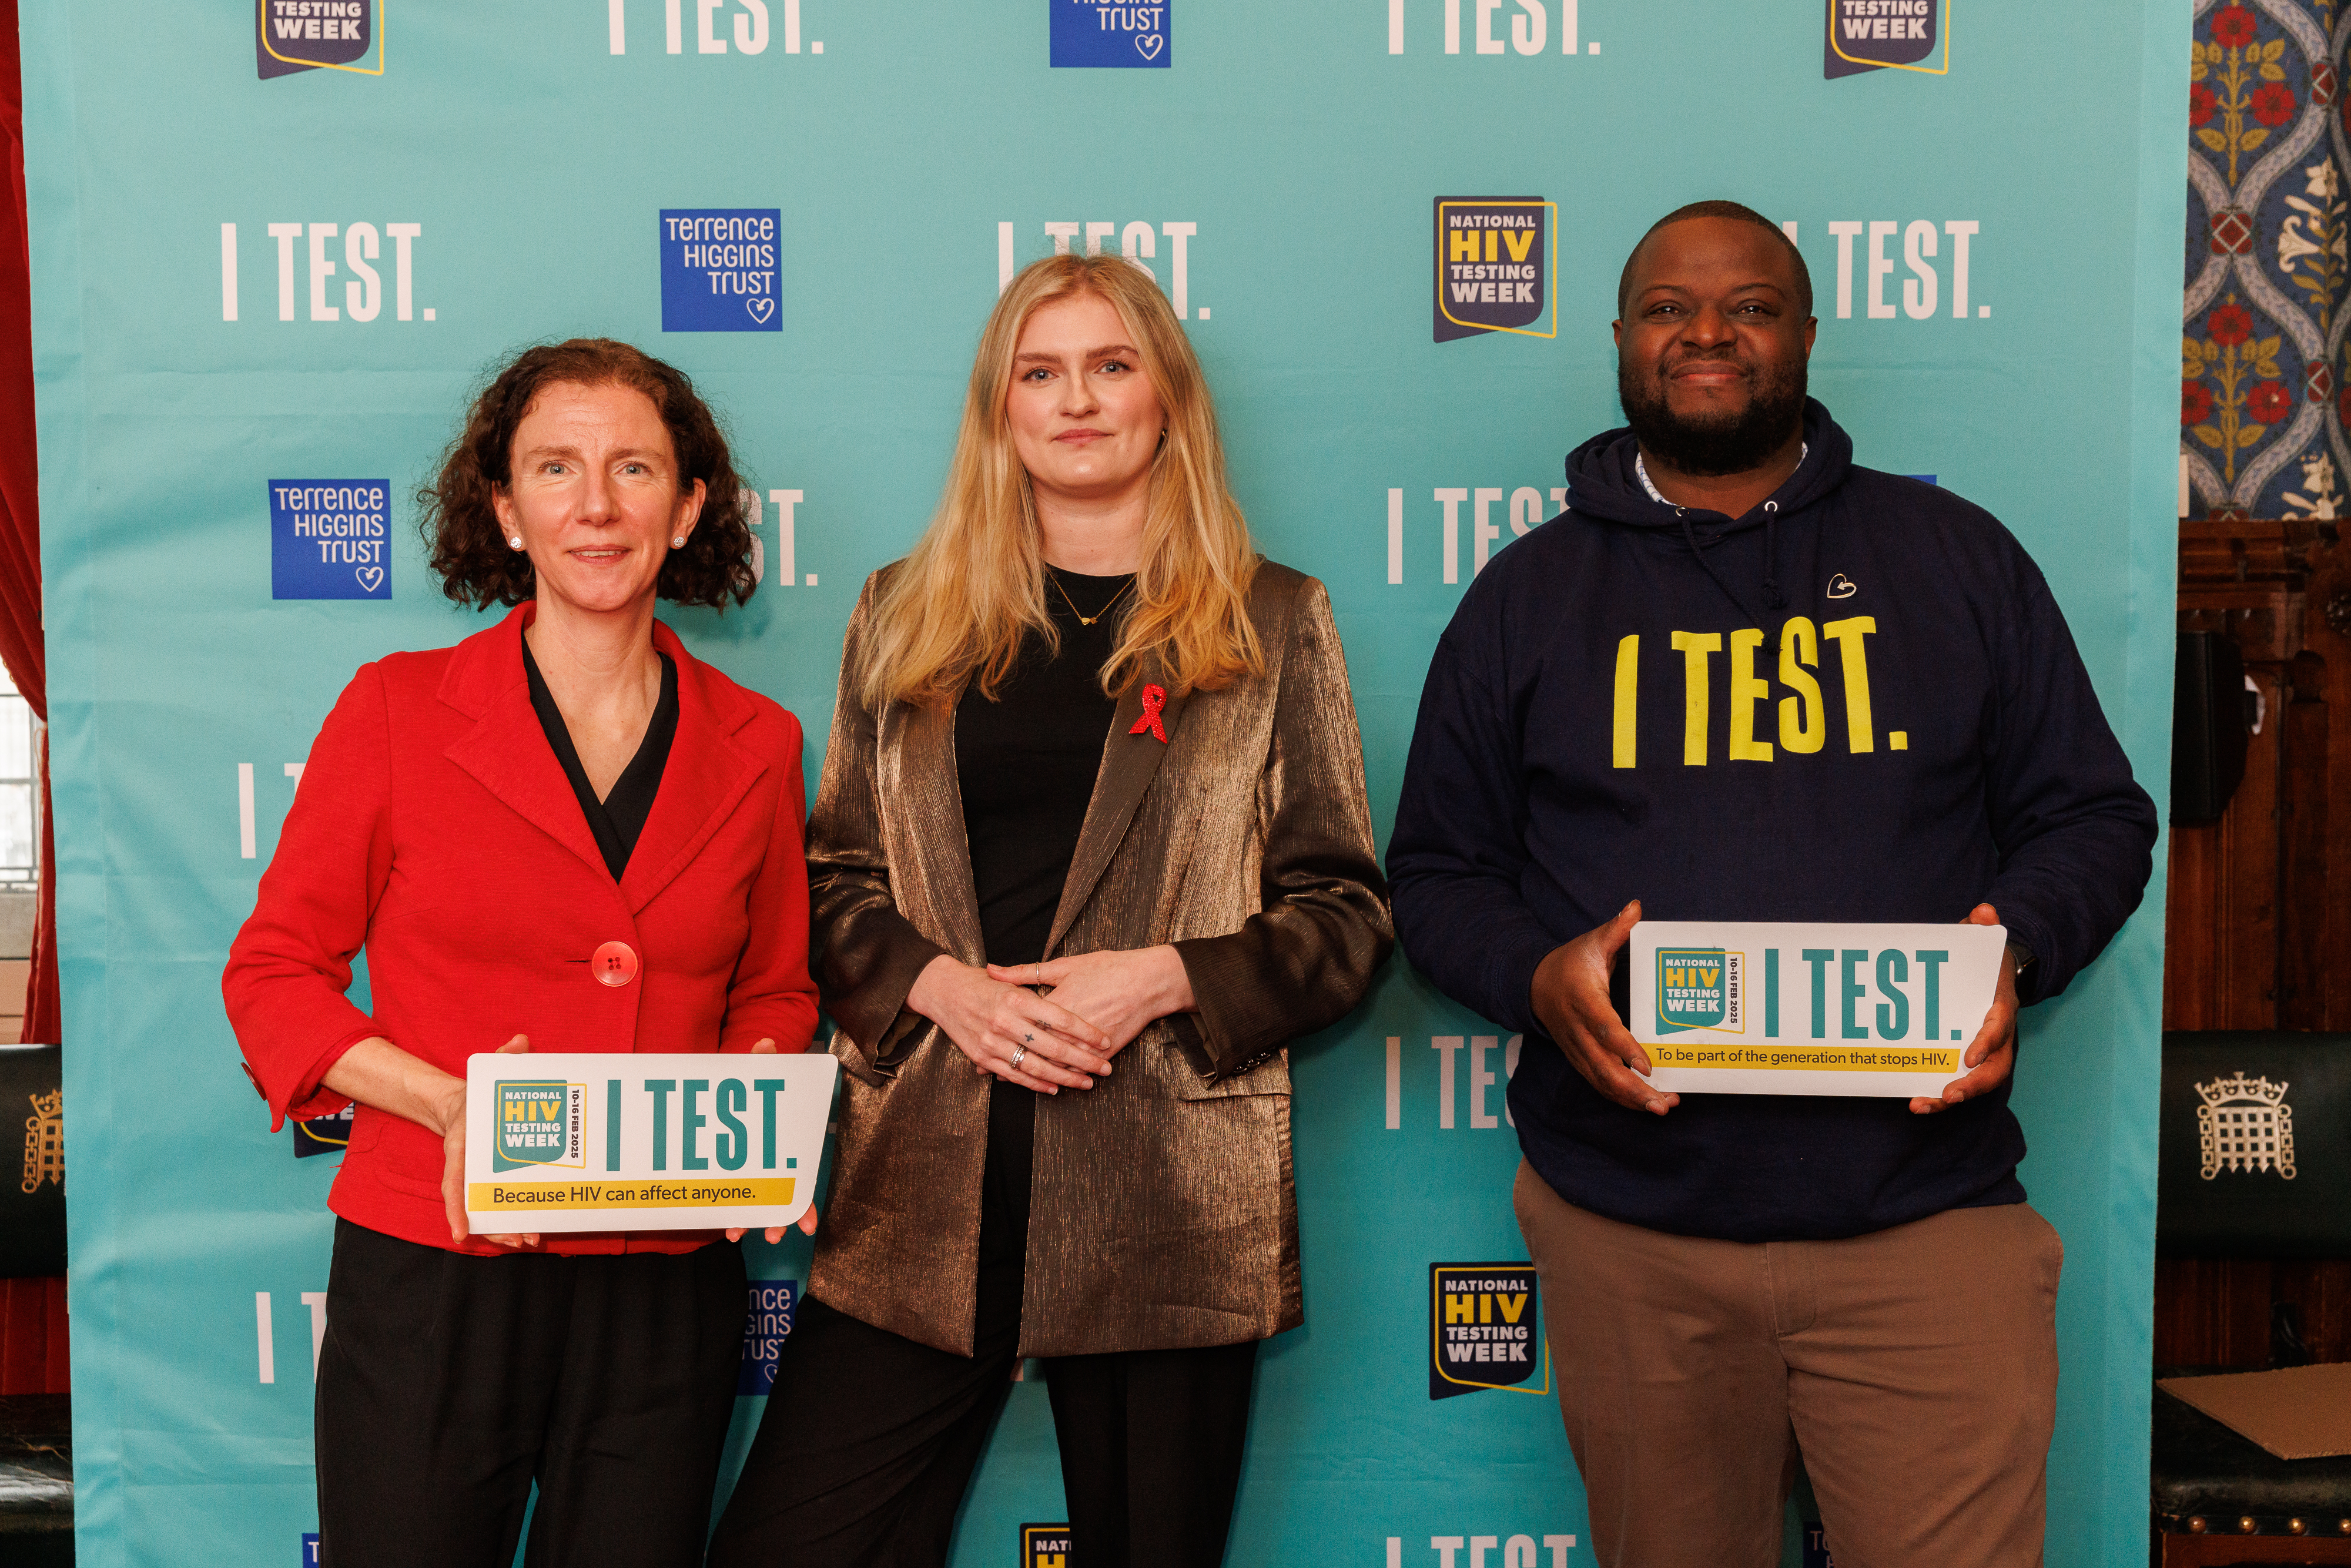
[256,1,383,79]
[1433,198,1556,343]
[1824,0,1948,78]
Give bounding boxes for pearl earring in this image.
[507,537,524,550]
[671,535,686,548]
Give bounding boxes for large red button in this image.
[591,941,638,987]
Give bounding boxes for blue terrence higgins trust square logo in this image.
[270,481,390,600]
[1824,0,1948,78]
[256,1,383,79]
[737,1279,797,1395]
[661,210,781,332]
[1052,0,1168,67]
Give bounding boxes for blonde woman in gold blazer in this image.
[709,254,1391,1568]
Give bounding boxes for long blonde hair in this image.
[859,253,1262,709]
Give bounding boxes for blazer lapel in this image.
[618,625,765,913]
[440,609,611,881]
[884,692,988,963]
[1043,658,1190,959]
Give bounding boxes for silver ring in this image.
[1010,1045,1027,1068]
[1031,964,1043,984]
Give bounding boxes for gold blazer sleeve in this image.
[805,572,947,1076]
[1171,575,1394,1080]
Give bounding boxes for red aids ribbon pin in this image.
[1130,683,1169,743]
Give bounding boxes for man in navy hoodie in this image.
[1387,202,2155,1568]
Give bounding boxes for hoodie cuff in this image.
[1997,904,2059,1008]
[1485,925,1562,1038]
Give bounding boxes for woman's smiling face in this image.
[1004,291,1167,510]
[492,380,706,618]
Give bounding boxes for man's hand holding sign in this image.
[1533,900,2021,1112]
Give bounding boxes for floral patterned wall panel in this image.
[2185,0,2349,521]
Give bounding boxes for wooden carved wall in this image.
[2158,518,2351,1368]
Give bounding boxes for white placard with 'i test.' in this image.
[1630,922,2010,1098]
[464,1052,838,1232]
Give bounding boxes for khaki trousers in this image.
[1513,1161,2062,1568]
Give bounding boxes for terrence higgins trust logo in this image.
[1655,947,1742,1036]
[1051,0,1168,67]
[1433,198,1556,343]
[1430,1263,1548,1400]
[737,1279,798,1394]
[256,1,383,79]
[1824,0,1948,78]
[1022,1525,1075,1567]
[660,210,781,333]
[493,1080,585,1174]
[271,481,389,600]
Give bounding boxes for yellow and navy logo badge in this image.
[1824,0,1947,78]
[1429,1263,1547,1400]
[492,1080,585,1174]
[1021,1523,1074,1567]
[1433,197,1557,343]
[1655,947,1742,1036]
[257,1,384,80]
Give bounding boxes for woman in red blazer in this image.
[223,339,819,1568]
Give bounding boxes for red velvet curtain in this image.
[0,0,67,1399]
[0,0,59,1050]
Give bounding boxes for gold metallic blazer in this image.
[805,560,1393,1358]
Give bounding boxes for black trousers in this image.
[314,1218,747,1568]
[708,1083,1261,1568]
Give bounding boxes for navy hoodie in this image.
[1386,400,2157,1242]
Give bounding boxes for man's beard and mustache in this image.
[1617,350,1807,478]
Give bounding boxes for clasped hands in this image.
[1530,899,2022,1118]
[907,946,1195,1097]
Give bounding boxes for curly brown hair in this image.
[419,339,757,610]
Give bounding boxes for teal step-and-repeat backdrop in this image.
[21,4,2185,1564]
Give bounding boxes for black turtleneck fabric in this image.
[523,638,679,881]
[953,570,1128,969]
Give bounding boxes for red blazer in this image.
[223,605,820,1256]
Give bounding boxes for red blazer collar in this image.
[437,605,768,910]
[435,604,757,733]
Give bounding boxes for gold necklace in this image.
[1046,568,1136,627]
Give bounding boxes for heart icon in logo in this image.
[1825,573,1857,600]
[356,565,386,594]
[1136,33,1163,59]
[746,298,776,324]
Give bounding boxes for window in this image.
[0,664,39,891]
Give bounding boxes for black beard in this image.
[1616,352,1807,479]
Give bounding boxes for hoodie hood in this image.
[1562,397,1854,633]
[1563,396,1853,530]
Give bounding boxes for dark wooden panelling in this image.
[2279,654,2330,1031]
[2161,522,2350,1369]
[2278,1262,2351,1366]
[2155,1258,2276,1369]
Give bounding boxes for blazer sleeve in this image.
[719,708,824,1054]
[221,662,395,1130]
[805,573,948,1076]
[1171,576,1395,1080]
